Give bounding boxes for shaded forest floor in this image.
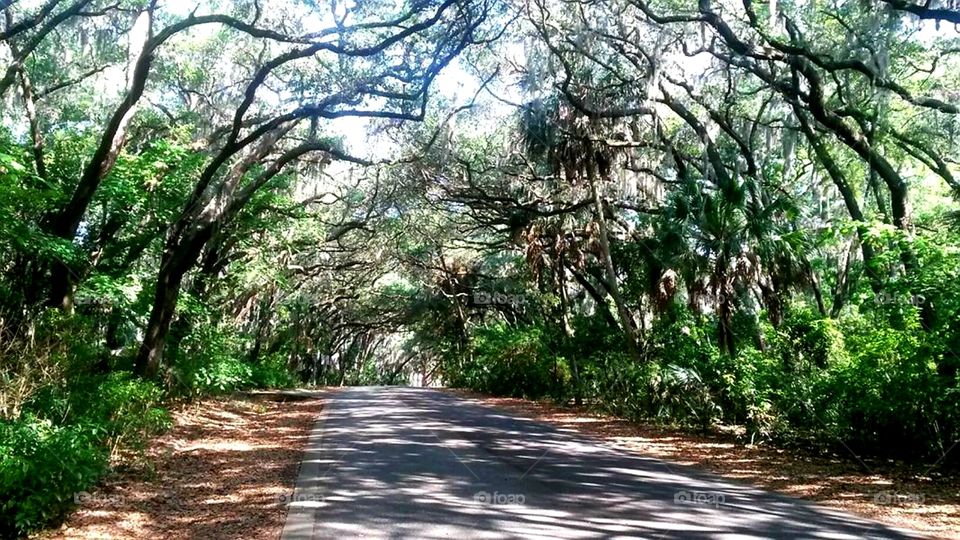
[39,391,324,540]
[445,389,960,539]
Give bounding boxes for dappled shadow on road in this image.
[46,393,325,540]
[449,391,959,538]
[284,387,918,539]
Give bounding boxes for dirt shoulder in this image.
[443,389,960,539]
[40,391,324,540]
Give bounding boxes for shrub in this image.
[250,354,297,389]
[778,304,848,369]
[185,357,255,395]
[648,363,720,428]
[76,373,171,457]
[0,416,107,536]
[172,320,253,395]
[2,372,170,537]
[646,313,724,427]
[0,310,100,420]
[458,323,559,399]
[582,350,653,420]
[815,311,944,458]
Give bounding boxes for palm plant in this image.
[519,96,642,357]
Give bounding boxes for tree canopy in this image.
[1,0,959,534]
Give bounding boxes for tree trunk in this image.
[556,257,581,406]
[566,262,619,327]
[133,227,212,378]
[249,294,274,364]
[133,259,186,379]
[48,264,76,313]
[588,176,641,359]
[796,110,882,294]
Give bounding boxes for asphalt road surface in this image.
[281,386,919,539]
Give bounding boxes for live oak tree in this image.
[2,4,960,523]
[367,0,960,454]
[2,0,496,378]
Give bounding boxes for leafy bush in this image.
[1,306,301,537]
[582,349,653,420]
[172,318,254,395]
[648,363,720,428]
[0,311,101,420]
[75,373,171,457]
[454,323,561,399]
[812,311,945,458]
[185,357,255,395]
[645,313,723,427]
[0,417,106,536]
[251,354,297,389]
[2,367,169,537]
[778,304,848,369]
[451,298,959,462]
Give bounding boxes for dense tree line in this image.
[387,0,960,463]
[0,0,497,534]
[1,0,958,535]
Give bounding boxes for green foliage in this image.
[450,323,562,399]
[0,303,293,536]
[1,311,101,420]
[579,313,724,427]
[810,311,945,457]
[447,296,960,461]
[172,312,250,395]
[75,374,171,456]
[0,416,106,537]
[173,315,298,394]
[581,349,652,419]
[1,370,168,537]
[777,303,849,369]
[5,0,960,533]
[0,135,80,284]
[250,354,298,389]
[187,357,255,394]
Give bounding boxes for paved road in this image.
[281,387,919,539]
